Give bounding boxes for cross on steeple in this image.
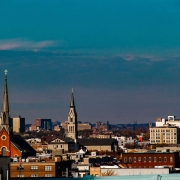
[4,69,8,76]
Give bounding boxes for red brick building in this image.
[122,151,180,168]
[0,71,36,158]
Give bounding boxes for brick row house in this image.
[122,151,180,168]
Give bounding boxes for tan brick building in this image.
[10,162,56,178]
[150,124,180,144]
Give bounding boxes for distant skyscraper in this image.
[10,116,25,133]
[30,118,52,131]
[41,119,52,130]
[66,89,77,140]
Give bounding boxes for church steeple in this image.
[0,70,10,132]
[70,88,76,108]
[2,70,9,116]
[67,88,77,140]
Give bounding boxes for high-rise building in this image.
[41,119,52,130]
[30,118,52,131]
[10,116,25,133]
[66,89,77,140]
[150,124,180,144]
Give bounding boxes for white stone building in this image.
[156,115,180,128]
[112,136,135,148]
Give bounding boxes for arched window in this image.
[124,157,127,163]
[129,157,132,163]
[164,157,167,162]
[2,147,6,156]
[149,157,152,162]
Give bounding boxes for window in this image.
[154,157,156,162]
[138,157,141,162]
[170,157,173,162]
[133,157,136,162]
[129,157,132,163]
[144,157,146,162]
[45,166,52,171]
[159,157,162,162]
[124,157,127,163]
[31,174,38,177]
[149,157,152,162]
[17,175,24,177]
[17,166,24,171]
[2,147,6,156]
[31,166,38,171]
[45,174,52,177]
[164,157,167,162]
[1,135,6,140]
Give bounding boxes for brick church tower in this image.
[0,70,11,157]
[0,70,36,158]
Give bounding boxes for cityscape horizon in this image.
[1,1,180,124]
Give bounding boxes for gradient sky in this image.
[1,0,180,124]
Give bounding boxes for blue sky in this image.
[1,0,180,124]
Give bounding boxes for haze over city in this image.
[1,0,180,123]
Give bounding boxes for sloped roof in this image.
[42,136,75,144]
[11,135,36,157]
[78,138,117,146]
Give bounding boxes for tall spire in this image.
[67,88,77,140]
[1,70,10,125]
[70,88,75,107]
[2,70,9,113]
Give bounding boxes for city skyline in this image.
[1,1,180,123]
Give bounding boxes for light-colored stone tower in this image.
[66,88,77,140]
